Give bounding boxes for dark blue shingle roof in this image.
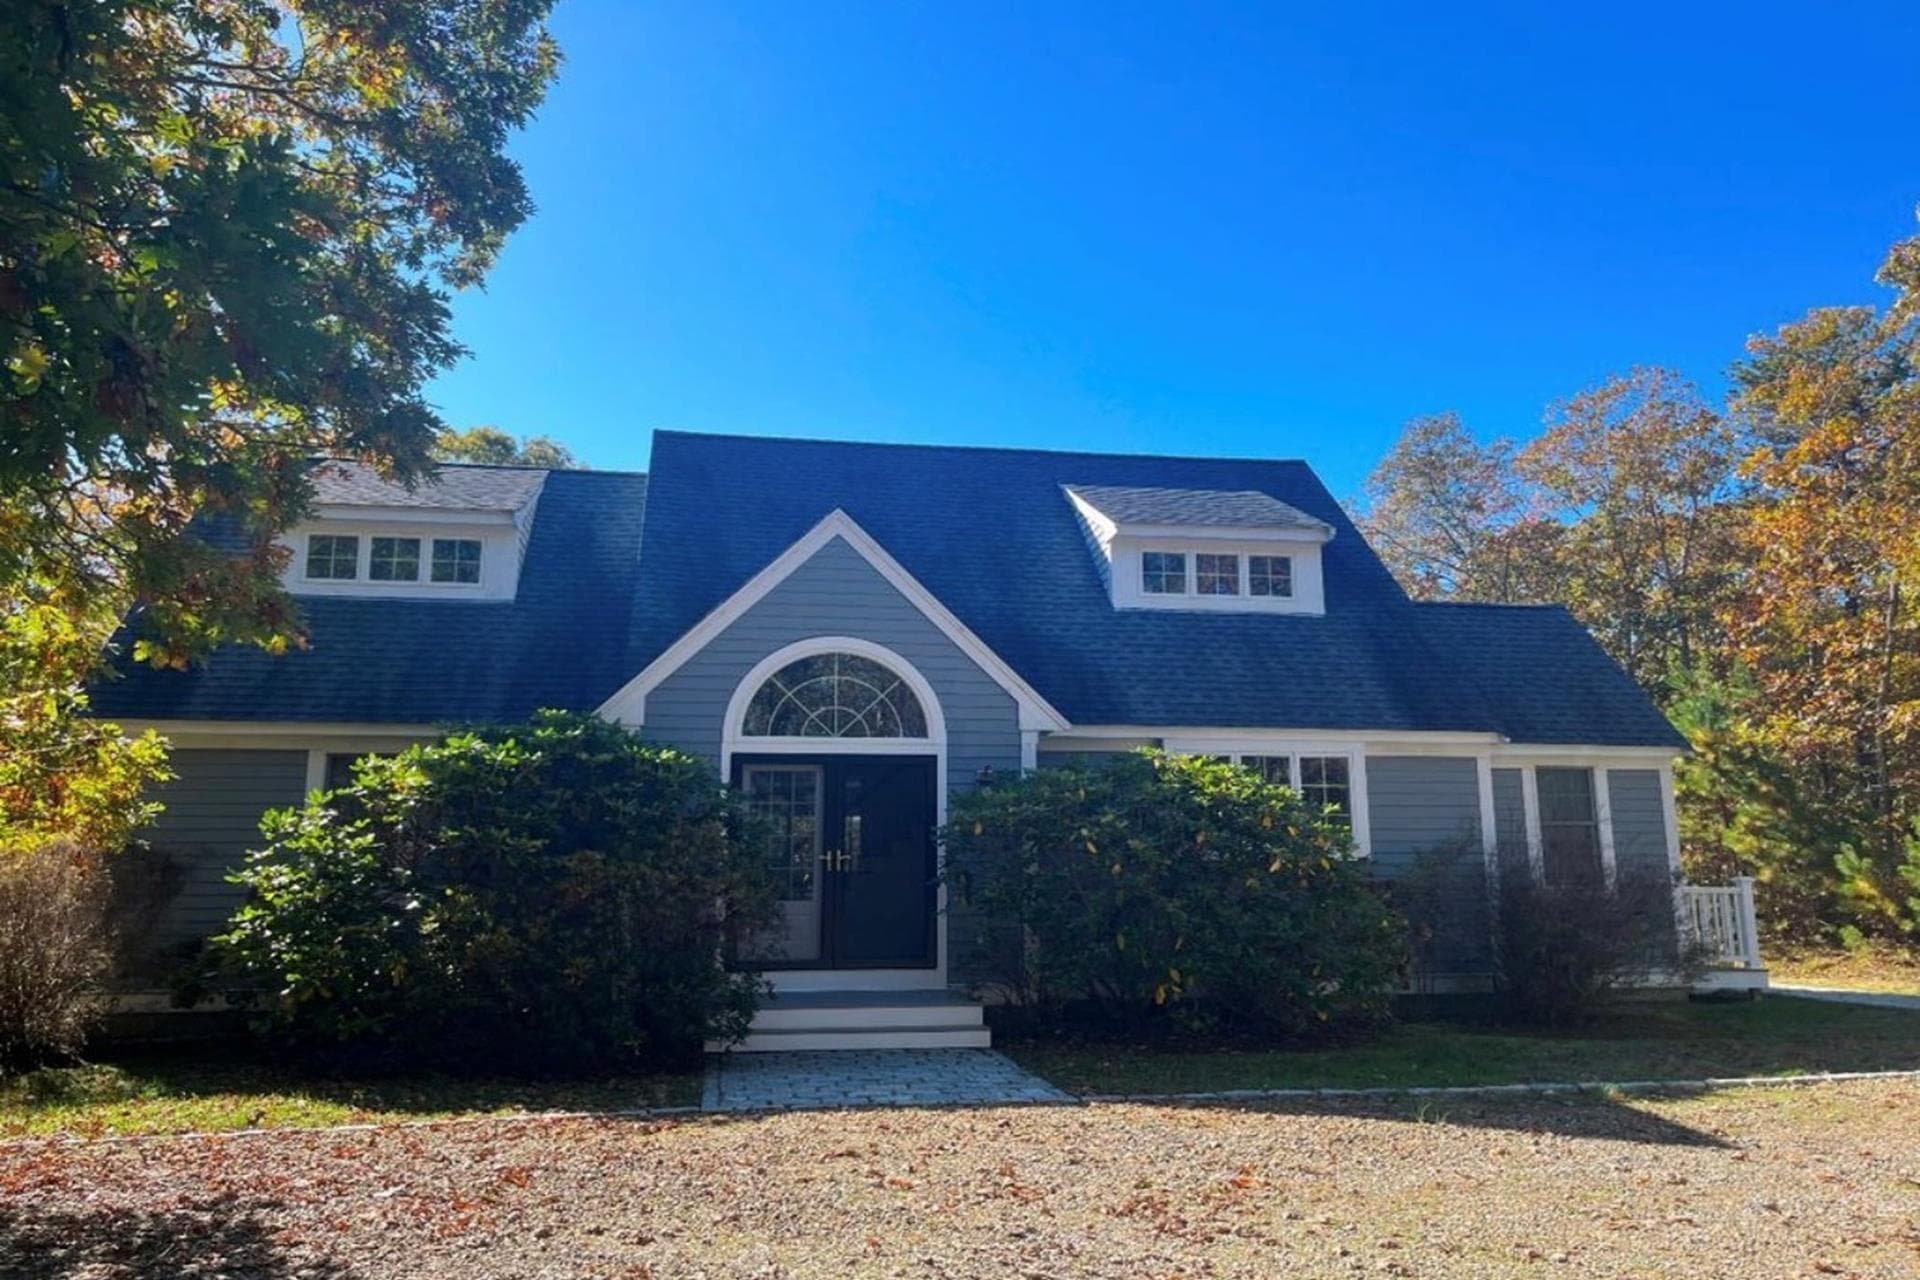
[93,432,1685,750]
[627,433,1504,735]
[91,469,648,724]
[1411,602,1688,749]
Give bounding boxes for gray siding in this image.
[1607,768,1672,881]
[131,749,308,955]
[640,535,1026,986]
[1365,755,1492,977]
[1491,767,1528,880]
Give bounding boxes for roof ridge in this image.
[311,457,648,479]
[650,428,1312,468]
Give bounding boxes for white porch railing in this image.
[1681,876,1764,971]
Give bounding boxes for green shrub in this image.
[1493,869,1699,1025]
[947,751,1406,1038]
[0,840,114,1068]
[212,712,776,1071]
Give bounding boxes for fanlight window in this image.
[742,652,929,738]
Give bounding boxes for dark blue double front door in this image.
[733,754,937,969]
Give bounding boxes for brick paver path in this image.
[703,1049,1073,1111]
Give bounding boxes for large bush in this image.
[213,712,776,1071]
[948,751,1406,1038]
[1493,870,1700,1025]
[0,840,114,1067]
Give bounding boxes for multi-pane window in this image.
[743,765,821,902]
[431,538,483,584]
[305,534,359,580]
[369,536,421,582]
[742,652,929,738]
[1537,766,1603,887]
[1224,752,1354,833]
[1141,551,1187,595]
[1300,755,1352,823]
[1249,554,1292,597]
[1244,755,1292,786]
[1195,553,1240,595]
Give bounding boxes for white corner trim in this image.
[1658,761,1684,876]
[1475,751,1499,896]
[596,509,1071,733]
[1593,765,1619,888]
[1520,765,1544,883]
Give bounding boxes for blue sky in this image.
[427,1,1920,497]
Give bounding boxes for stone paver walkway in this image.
[703,1049,1074,1112]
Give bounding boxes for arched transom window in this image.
[741,651,930,738]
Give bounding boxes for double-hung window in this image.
[1214,751,1357,835]
[1536,766,1604,887]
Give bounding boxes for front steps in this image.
[714,989,990,1053]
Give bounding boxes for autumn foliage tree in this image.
[2,0,560,667]
[1355,227,1920,946]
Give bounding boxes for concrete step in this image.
[707,989,993,1052]
[752,992,985,1032]
[725,1025,993,1053]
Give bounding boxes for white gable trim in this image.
[596,509,1072,733]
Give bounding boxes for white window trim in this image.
[298,529,489,592]
[1514,759,1618,888]
[1160,736,1371,858]
[720,636,950,994]
[1144,548,1296,602]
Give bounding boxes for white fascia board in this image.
[312,503,518,526]
[1054,725,1505,747]
[1051,726,1682,761]
[1115,520,1333,545]
[596,509,1071,734]
[112,720,439,753]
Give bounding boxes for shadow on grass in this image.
[0,1201,352,1279]
[1124,1087,1735,1148]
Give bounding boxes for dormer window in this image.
[283,460,545,602]
[431,538,482,584]
[305,534,360,580]
[1141,551,1186,595]
[370,536,421,581]
[1249,554,1292,598]
[1195,553,1239,595]
[1066,483,1332,615]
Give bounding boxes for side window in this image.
[1243,755,1292,786]
[1141,551,1187,595]
[431,538,483,584]
[1299,755,1352,825]
[1249,554,1292,597]
[1536,766,1603,887]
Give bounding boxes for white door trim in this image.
[720,636,950,992]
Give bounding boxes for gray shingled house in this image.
[95,431,1768,1049]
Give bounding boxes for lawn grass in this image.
[1002,995,1920,1096]
[1769,942,1920,994]
[0,1052,702,1140]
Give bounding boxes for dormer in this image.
[1064,483,1333,614]
[279,460,547,602]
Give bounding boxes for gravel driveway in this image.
[3,1080,1916,1279]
